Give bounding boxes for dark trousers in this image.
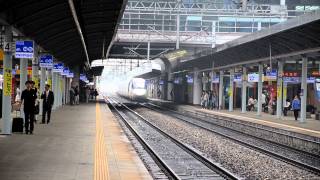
[24,110,34,133]
[293,110,299,120]
[283,107,290,116]
[42,107,52,123]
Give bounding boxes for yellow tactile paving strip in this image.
[95,102,110,180]
[97,102,152,180]
[198,109,320,138]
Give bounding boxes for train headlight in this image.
[133,89,146,96]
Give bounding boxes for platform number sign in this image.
[3,41,12,52]
[15,40,34,58]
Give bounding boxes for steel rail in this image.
[109,97,240,180]
[144,103,320,176]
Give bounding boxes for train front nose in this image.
[133,89,146,96]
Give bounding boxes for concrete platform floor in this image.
[0,101,151,180]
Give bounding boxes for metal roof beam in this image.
[68,0,90,69]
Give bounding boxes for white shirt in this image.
[261,94,266,104]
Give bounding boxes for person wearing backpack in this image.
[292,95,301,121]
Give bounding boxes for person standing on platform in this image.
[31,81,39,123]
[41,84,54,124]
[283,99,291,116]
[85,87,90,103]
[292,95,301,121]
[70,87,75,105]
[94,89,99,100]
[21,81,37,134]
[74,86,79,105]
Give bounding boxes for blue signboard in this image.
[265,70,277,81]
[52,63,64,73]
[61,67,69,76]
[212,77,219,83]
[40,55,53,68]
[283,77,300,83]
[67,72,74,78]
[233,74,242,82]
[80,74,87,81]
[187,76,193,84]
[307,77,315,83]
[15,41,34,59]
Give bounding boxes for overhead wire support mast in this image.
[68,0,91,69]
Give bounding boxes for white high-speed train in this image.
[117,78,147,101]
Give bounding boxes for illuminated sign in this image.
[248,73,259,82]
[15,41,34,59]
[233,74,242,82]
[40,55,53,68]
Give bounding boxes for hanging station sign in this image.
[15,40,34,59]
[80,74,87,81]
[233,74,242,82]
[67,72,74,78]
[283,77,300,83]
[265,70,277,81]
[247,73,260,82]
[52,63,64,73]
[39,55,53,68]
[212,76,219,83]
[61,67,69,76]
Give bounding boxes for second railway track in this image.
[141,102,320,176]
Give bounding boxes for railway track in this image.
[106,97,240,180]
[142,102,320,176]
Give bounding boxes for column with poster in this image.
[3,68,12,96]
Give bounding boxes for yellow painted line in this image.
[94,102,109,180]
[201,109,320,136]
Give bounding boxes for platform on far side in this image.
[149,98,320,139]
[0,100,151,180]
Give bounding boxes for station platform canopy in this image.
[179,10,320,70]
[0,0,125,70]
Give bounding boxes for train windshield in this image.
[132,78,146,89]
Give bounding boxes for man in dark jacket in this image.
[21,81,37,134]
[41,84,54,124]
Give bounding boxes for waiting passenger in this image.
[200,91,205,108]
[283,99,291,116]
[70,87,75,105]
[212,92,217,109]
[41,84,54,124]
[94,89,99,100]
[74,86,79,105]
[246,96,254,111]
[203,91,209,109]
[21,81,37,134]
[292,95,301,121]
[271,98,277,115]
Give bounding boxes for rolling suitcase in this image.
[12,117,23,133]
[12,104,23,133]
